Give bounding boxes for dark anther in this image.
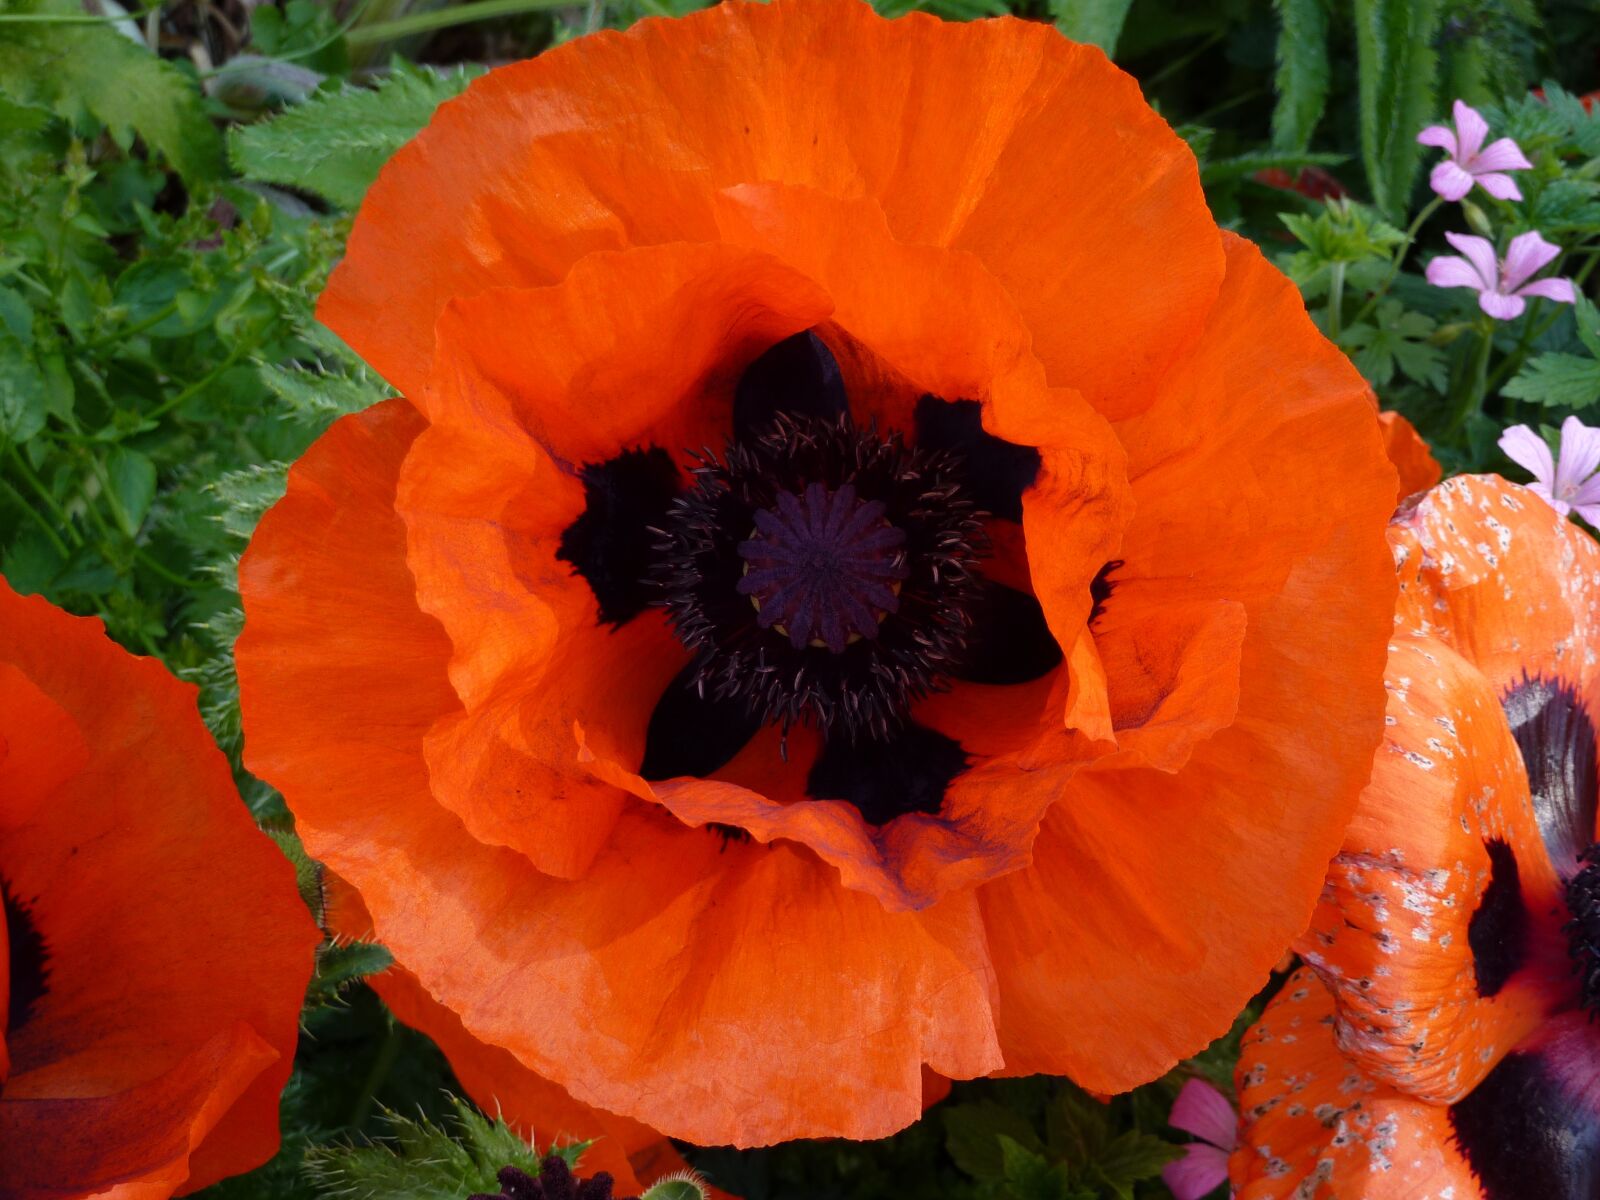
[468,1155,633,1200]
[737,481,908,653]
[1468,838,1528,998]
[557,447,682,626]
[652,411,986,743]
[912,395,1040,522]
[1567,842,1600,1016]
[3,877,49,1036]
[733,331,848,442]
[1501,675,1599,872]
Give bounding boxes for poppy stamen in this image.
[468,1156,632,1200]
[1565,842,1600,1015]
[651,408,986,743]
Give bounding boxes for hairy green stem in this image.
[1350,195,1445,328]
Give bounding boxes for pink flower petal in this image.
[1475,171,1523,202]
[1454,98,1489,160]
[1574,502,1600,528]
[1555,415,1600,497]
[1444,231,1499,288]
[1502,230,1562,292]
[1473,136,1533,173]
[1426,254,1488,292]
[1480,289,1527,320]
[1417,123,1457,154]
[1526,479,1569,514]
[1500,424,1556,487]
[1569,470,1600,507]
[1169,1078,1239,1149]
[1161,1143,1231,1200]
[1430,159,1475,201]
[1517,277,1577,305]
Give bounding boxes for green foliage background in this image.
[1,0,1598,1197]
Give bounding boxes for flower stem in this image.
[1327,260,1346,339]
[1350,195,1445,328]
[1450,320,1495,436]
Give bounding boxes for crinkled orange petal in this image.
[0,663,86,829]
[0,582,319,1196]
[974,234,1396,1092]
[239,399,1003,1147]
[0,1024,279,1200]
[1378,410,1442,500]
[1297,634,1564,1104]
[1231,968,1484,1200]
[321,0,1222,414]
[1391,475,1600,742]
[400,243,830,880]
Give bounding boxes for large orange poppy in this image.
[237,0,1398,1146]
[0,578,319,1199]
[1233,474,1600,1198]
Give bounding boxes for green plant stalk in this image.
[1327,260,1346,339]
[0,472,72,558]
[8,447,83,548]
[348,1019,403,1130]
[1349,195,1445,329]
[1451,320,1495,435]
[344,0,571,45]
[0,6,158,22]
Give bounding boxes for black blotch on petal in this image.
[1089,559,1123,626]
[1468,838,1529,998]
[806,722,969,826]
[913,395,1041,522]
[1450,1049,1600,1200]
[733,332,848,442]
[1502,675,1600,872]
[4,877,49,1035]
[955,579,1063,686]
[556,447,681,626]
[639,664,764,781]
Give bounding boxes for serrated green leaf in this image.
[206,461,289,543]
[1573,294,1600,361]
[1271,0,1330,153]
[0,0,221,184]
[640,1176,710,1200]
[1354,0,1445,220]
[1504,352,1600,409]
[1044,1086,1110,1165]
[1048,0,1133,55]
[944,1100,1046,1181]
[998,1136,1076,1200]
[1089,1130,1182,1200]
[1341,302,1446,390]
[259,360,384,425]
[228,65,483,209]
[0,333,46,444]
[311,940,396,1001]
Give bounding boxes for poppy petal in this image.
[0,1023,279,1200]
[238,399,1004,1146]
[0,664,86,830]
[0,583,319,1195]
[976,234,1395,1093]
[399,243,832,879]
[1377,410,1442,500]
[1232,968,1484,1200]
[1296,634,1563,1104]
[319,0,1223,416]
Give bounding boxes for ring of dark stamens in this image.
[468,1156,631,1200]
[652,411,987,743]
[1566,842,1600,1015]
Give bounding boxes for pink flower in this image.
[1417,100,1533,201]
[1425,230,1577,320]
[1162,1078,1238,1200]
[1500,416,1600,524]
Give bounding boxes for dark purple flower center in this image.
[468,1155,632,1200]
[1567,842,1600,1015]
[737,481,908,654]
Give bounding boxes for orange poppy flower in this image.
[0,578,319,1199]
[236,0,1398,1146]
[1233,473,1600,1197]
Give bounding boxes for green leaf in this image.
[104,445,157,535]
[258,360,385,425]
[1043,1086,1110,1165]
[1504,353,1600,409]
[1048,0,1133,56]
[998,1136,1079,1200]
[1353,0,1445,220]
[309,940,396,1004]
[943,1100,1046,1181]
[1270,0,1330,153]
[1201,149,1345,185]
[228,64,484,209]
[0,333,46,444]
[0,0,221,184]
[0,285,32,347]
[1340,301,1446,390]
[1089,1130,1182,1200]
[639,1175,711,1200]
[1573,294,1600,361]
